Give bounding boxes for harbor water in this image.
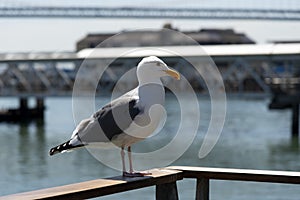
[0,96,299,199]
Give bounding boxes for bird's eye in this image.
[156,62,161,67]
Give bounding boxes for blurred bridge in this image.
[0,7,300,20]
[0,43,299,97]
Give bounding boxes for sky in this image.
[0,0,300,52]
[2,0,300,9]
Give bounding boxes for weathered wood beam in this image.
[0,169,182,200]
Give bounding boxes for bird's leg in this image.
[128,146,134,174]
[122,146,152,177]
[121,147,127,176]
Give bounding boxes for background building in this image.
[76,24,255,51]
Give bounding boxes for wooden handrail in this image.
[168,166,300,200]
[168,166,300,184]
[0,169,182,200]
[1,166,300,200]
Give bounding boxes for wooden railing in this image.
[1,166,300,200]
[168,166,300,200]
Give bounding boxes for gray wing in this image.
[74,94,141,144]
[93,96,141,140]
[50,91,141,155]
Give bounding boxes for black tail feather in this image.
[49,140,84,156]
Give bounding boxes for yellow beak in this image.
[164,69,180,80]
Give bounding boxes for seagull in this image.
[49,56,180,177]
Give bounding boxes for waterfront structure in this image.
[0,43,299,96]
[76,25,255,51]
[0,6,299,21]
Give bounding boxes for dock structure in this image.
[0,43,299,96]
[0,97,45,122]
[269,77,300,137]
[1,166,300,200]
[0,43,299,122]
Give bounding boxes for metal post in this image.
[156,182,179,200]
[196,178,209,200]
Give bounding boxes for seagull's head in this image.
[137,56,180,84]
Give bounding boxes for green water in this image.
[0,97,299,199]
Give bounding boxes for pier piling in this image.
[292,104,299,138]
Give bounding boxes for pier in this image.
[268,77,300,137]
[1,166,299,200]
[1,44,300,96]
[0,44,299,124]
[0,97,45,122]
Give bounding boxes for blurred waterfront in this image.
[0,96,299,199]
[0,0,300,199]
